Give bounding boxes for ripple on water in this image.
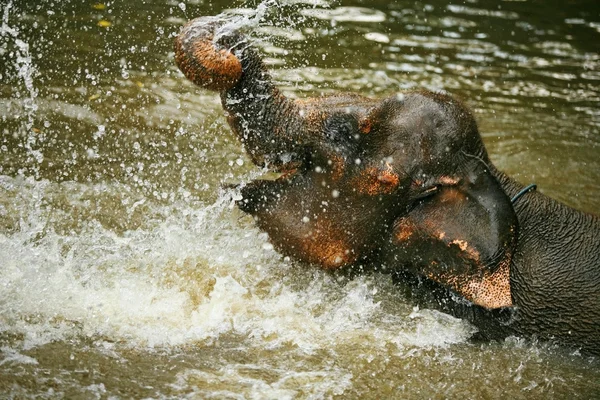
[446,4,520,20]
[300,7,387,23]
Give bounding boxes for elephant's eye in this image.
[323,113,360,148]
[414,185,439,201]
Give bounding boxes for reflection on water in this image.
[1,0,599,398]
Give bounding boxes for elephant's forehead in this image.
[388,97,459,137]
[378,95,474,162]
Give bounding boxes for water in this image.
[1,0,599,398]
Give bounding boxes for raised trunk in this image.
[175,17,307,167]
[220,44,306,167]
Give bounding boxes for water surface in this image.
[1,0,599,398]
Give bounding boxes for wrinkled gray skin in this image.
[492,178,600,346]
[175,17,600,355]
[410,175,600,354]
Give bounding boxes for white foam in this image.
[0,347,39,366]
[172,364,352,399]
[0,174,474,354]
[364,32,390,44]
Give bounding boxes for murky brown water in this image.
[1,0,599,398]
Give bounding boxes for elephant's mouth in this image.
[233,148,316,214]
[254,147,314,183]
[272,163,301,180]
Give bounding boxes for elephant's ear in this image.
[393,169,518,309]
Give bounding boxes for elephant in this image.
[174,17,600,355]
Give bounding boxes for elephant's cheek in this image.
[295,226,357,269]
[258,215,358,270]
[351,165,400,196]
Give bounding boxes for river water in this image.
[1,0,599,398]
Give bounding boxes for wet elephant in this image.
[174,17,600,355]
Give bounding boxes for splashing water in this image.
[1,0,42,174]
[0,174,475,352]
[0,172,482,397]
[1,1,39,122]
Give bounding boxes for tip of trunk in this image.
[174,17,244,91]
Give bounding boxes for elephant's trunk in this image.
[175,17,306,167]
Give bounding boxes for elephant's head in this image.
[175,17,519,310]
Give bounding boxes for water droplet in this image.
[262,243,274,251]
[364,32,390,44]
